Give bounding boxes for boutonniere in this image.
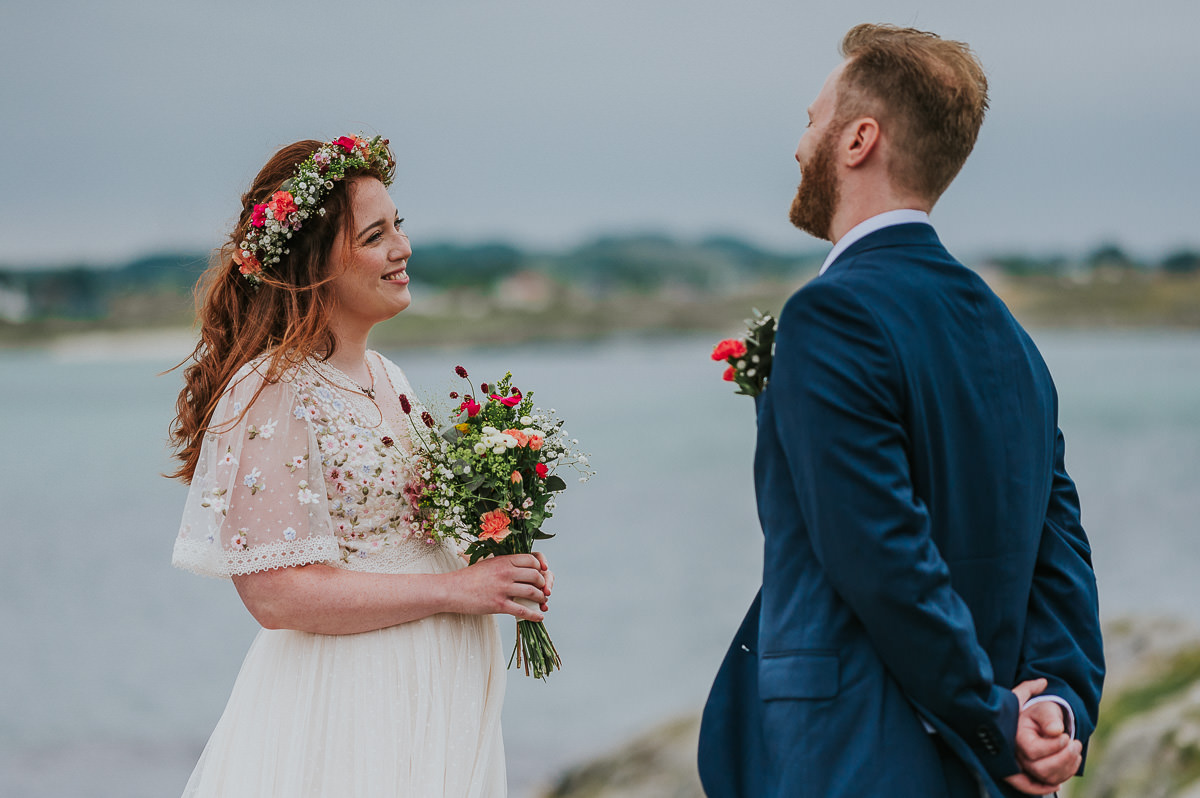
[711,309,776,397]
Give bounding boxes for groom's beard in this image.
[788,131,840,242]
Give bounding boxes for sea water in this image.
[1,330,1198,797]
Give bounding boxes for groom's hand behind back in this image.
[1005,679,1082,795]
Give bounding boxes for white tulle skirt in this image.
[181,608,507,797]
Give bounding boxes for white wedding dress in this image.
[173,352,506,797]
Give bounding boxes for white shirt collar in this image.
[818,209,932,275]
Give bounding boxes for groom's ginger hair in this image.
[837,23,989,204]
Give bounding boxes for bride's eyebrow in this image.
[355,217,388,242]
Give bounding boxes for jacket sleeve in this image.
[771,280,1021,781]
[1017,424,1105,762]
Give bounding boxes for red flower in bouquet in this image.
[404,368,595,679]
[490,388,523,408]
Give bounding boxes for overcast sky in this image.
[2,0,1197,266]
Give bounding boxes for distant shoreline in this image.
[4,271,1199,355]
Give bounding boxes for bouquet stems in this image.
[511,618,561,680]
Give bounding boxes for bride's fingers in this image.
[506,595,545,621]
[506,553,541,570]
[508,563,546,589]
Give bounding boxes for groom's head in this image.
[790,24,989,240]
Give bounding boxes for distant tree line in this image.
[0,235,824,323]
[984,243,1200,277]
[1,236,1196,324]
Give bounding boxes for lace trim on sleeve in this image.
[172,535,342,580]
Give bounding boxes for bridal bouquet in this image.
[403,366,593,679]
[711,309,776,397]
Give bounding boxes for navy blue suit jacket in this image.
[699,224,1104,798]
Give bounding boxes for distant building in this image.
[494,270,556,312]
[0,284,30,323]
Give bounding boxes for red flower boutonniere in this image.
[711,309,776,397]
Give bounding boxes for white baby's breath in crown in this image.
[233,134,395,285]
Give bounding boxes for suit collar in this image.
[822,220,944,275]
[819,210,931,275]
[820,220,940,277]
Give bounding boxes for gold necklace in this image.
[314,358,377,400]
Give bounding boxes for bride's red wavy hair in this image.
[168,138,396,483]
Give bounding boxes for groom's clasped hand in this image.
[1008,679,1084,795]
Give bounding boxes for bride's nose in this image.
[391,232,412,260]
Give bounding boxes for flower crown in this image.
[233,134,396,285]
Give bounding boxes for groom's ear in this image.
[843,117,881,167]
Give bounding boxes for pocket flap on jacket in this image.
[759,651,839,700]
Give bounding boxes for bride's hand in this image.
[532,551,554,612]
[448,554,548,621]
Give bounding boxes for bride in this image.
[168,134,550,797]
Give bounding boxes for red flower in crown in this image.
[535,462,549,479]
[723,366,736,382]
[334,135,360,153]
[268,191,298,224]
[250,203,268,228]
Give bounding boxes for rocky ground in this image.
[539,619,1200,798]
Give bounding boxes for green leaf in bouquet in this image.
[543,475,567,492]
[440,426,461,444]
[532,529,556,541]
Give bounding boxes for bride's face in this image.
[327,177,412,329]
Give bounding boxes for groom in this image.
[699,24,1104,798]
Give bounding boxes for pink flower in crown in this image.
[250,203,268,228]
[314,150,332,168]
[334,135,360,153]
[233,249,262,276]
[268,191,299,226]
